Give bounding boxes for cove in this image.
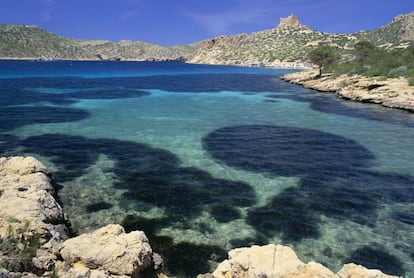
[0,60,413,277]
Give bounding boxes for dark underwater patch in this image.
[202,125,374,177]
[0,106,89,132]
[247,186,320,241]
[204,125,414,242]
[209,204,241,223]
[19,133,258,276]
[21,133,256,223]
[86,201,113,213]
[345,244,405,277]
[265,89,414,128]
[392,210,414,225]
[122,214,227,277]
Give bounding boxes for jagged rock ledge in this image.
[199,244,398,278]
[281,69,414,112]
[0,156,160,277]
[0,156,401,277]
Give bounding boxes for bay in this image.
[1,60,413,277]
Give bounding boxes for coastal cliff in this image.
[0,156,401,277]
[281,69,414,112]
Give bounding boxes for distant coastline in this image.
[1,11,413,67]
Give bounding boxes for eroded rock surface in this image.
[0,156,68,272]
[58,224,154,277]
[0,156,159,277]
[205,244,399,278]
[281,70,414,112]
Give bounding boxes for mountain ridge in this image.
[0,11,413,64]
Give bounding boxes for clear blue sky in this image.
[1,0,413,46]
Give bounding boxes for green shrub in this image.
[0,220,41,273]
[329,42,414,85]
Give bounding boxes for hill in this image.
[0,24,195,61]
[188,12,414,66]
[0,11,413,64]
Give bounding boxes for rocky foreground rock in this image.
[0,156,158,277]
[0,156,401,277]
[200,244,398,278]
[281,69,414,112]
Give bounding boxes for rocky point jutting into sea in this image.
[281,69,414,112]
[0,157,399,277]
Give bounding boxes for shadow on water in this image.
[20,133,256,277]
[203,124,414,276]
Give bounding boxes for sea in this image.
[0,60,413,277]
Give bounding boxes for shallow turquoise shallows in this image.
[1,60,413,277]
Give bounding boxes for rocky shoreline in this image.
[0,157,401,277]
[281,69,414,112]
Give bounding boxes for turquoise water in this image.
[1,61,414,277]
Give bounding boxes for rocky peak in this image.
[277,14,301,28]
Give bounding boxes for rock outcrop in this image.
[0,156,67,239]
[281,69,414,112]
[57,224,157,277]
[203,244,398,278]
[0,156,69,272]
[0,156,159,278]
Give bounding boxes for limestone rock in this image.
[0,268,40,277]
[281,70,414,112]
[338,263,398,278]
[53,261,125,278]
[0,156,69,273]
[209,244,399,278]
[212,244,336,278]
[0,156,50,177]
[0,156,67,240]
[59,224,153,277]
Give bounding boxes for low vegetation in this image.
[0,218,41,273]
[309,41,414,85]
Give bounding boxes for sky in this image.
[1,0,414,46]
